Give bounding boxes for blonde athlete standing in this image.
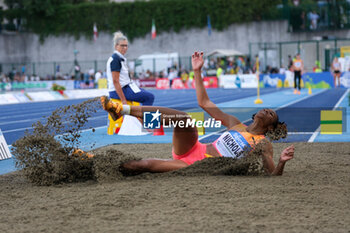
[99,52,295,175]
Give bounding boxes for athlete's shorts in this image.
[334,70,340,74]
[172,141,207,165]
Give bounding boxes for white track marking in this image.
[274,89,328,111]
[334,89,349,108]
[0,118,43,126]
[0,111,53,120]
[2,127,32,133]
[1,115,108,133]
[308,126,320,142]
[308,88,349,142]
[200,89,328,141]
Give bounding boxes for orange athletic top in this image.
[212,124,265,159]
[293,59,303,70]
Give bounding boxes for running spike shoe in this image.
[100,96,123,121]
[72,149,94,158]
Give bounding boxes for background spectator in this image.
[309,10,319,30]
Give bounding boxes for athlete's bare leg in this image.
[130,105,198,155]
[104,103,198,173]
[336,74,341,87]
[333,73,341,88]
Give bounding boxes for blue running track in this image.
[0,88,349,174]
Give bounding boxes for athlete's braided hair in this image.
[251,113,288,141]
[266,121,287,141]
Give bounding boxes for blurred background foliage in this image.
[1,0,282,40]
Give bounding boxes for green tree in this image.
[3,0,283,41]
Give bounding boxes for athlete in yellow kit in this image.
[100,52,295,175]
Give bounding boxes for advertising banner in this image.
[159,77,218,89]
[156,78,170,89]
[52,80,75,90]
[0,80,75,92]
[339,72,350,88]
[260,74,285,88]
[219,74,258,88]
[259,71,346,89]
[171,78,187,89]
[203,76,218,88]
[302,72,333,88]
[137,79,157,88]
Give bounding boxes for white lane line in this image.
[165,93,260,108]
[0,94,225,121]
[307,126,320,142]
[334,88,349,108]
[2,127,32,133]
[200,90,326,141]
[0,112,107,126]
[0,106,107,119]
[308,88,350,143]
[0,118,43,126]
[2,89,323,136]
[274,89,328,111]
[0,91,267,127]
[7,126,108,148]
[0,111,53,120]
[1,115,108,133]
[2,89,280,140]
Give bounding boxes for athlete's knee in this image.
[174,112,196,131]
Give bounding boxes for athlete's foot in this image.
[293,89,297,94]
[72,149,94,158]
[100,96,123,121]
[297,90,301,94]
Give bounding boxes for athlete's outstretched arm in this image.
[261,142,294,176]
[192,52,241,128]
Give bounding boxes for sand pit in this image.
[0,142,349,232]
[2,98,349,232]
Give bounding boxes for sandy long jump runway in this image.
[0,142,349,233]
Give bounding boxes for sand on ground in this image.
[0,142,349,233]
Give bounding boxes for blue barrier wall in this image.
[260,72,350,88]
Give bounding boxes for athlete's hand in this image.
[280,145,294,162]
[191,51,204,71]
